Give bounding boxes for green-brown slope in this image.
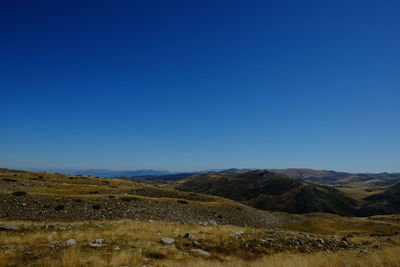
[357,182,400,216]
[175,170,357,216]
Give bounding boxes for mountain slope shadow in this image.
[175,170,357,216]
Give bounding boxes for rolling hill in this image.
[357,182,400,216]
[175,170,357,216]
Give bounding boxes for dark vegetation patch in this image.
[54,205,65,211]
[145,251,165,259]
[12,191,27,197]
[2,178,17,182]
[120,196,139,202]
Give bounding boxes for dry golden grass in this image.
[2,239,400,267]
[283,212,400,237]
[0,219,399,267]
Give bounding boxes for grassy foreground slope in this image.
[1,216,400,267]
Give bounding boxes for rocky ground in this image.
[0,193,280,228]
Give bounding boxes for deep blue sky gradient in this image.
[1,1,399,172]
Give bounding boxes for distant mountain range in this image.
[267,168,400,187]
[41,168,228,178]
[73,169,175,178]
[37,169,174,178]
[40,168,400,187]
[36,168,400,187]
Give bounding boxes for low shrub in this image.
[121,196,139,202]
[2,178,17,182]
[92,204,102,210]
[145,251,165,259]
[54,205,64,211]
[12,191,27,197]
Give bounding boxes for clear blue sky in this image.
[1,1,399,172]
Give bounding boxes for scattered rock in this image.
[0,225,18,231]
[208,219,217,226]
[230,231,243,237]
[183,233,195,240]
[89,243,105,248]
[160,237,175,244]
[89,238,106,247]
[191,249,210,257]
[66,239,77,246]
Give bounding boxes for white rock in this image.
[66,239,77,246]
[89,243,106,248]
[183,232,195,240]
[95,239,104,244]
[161,237,175,244]
[0,225,19,231]
[230,231,243,237]
[191,249,210,257]
[208,219,217,226]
